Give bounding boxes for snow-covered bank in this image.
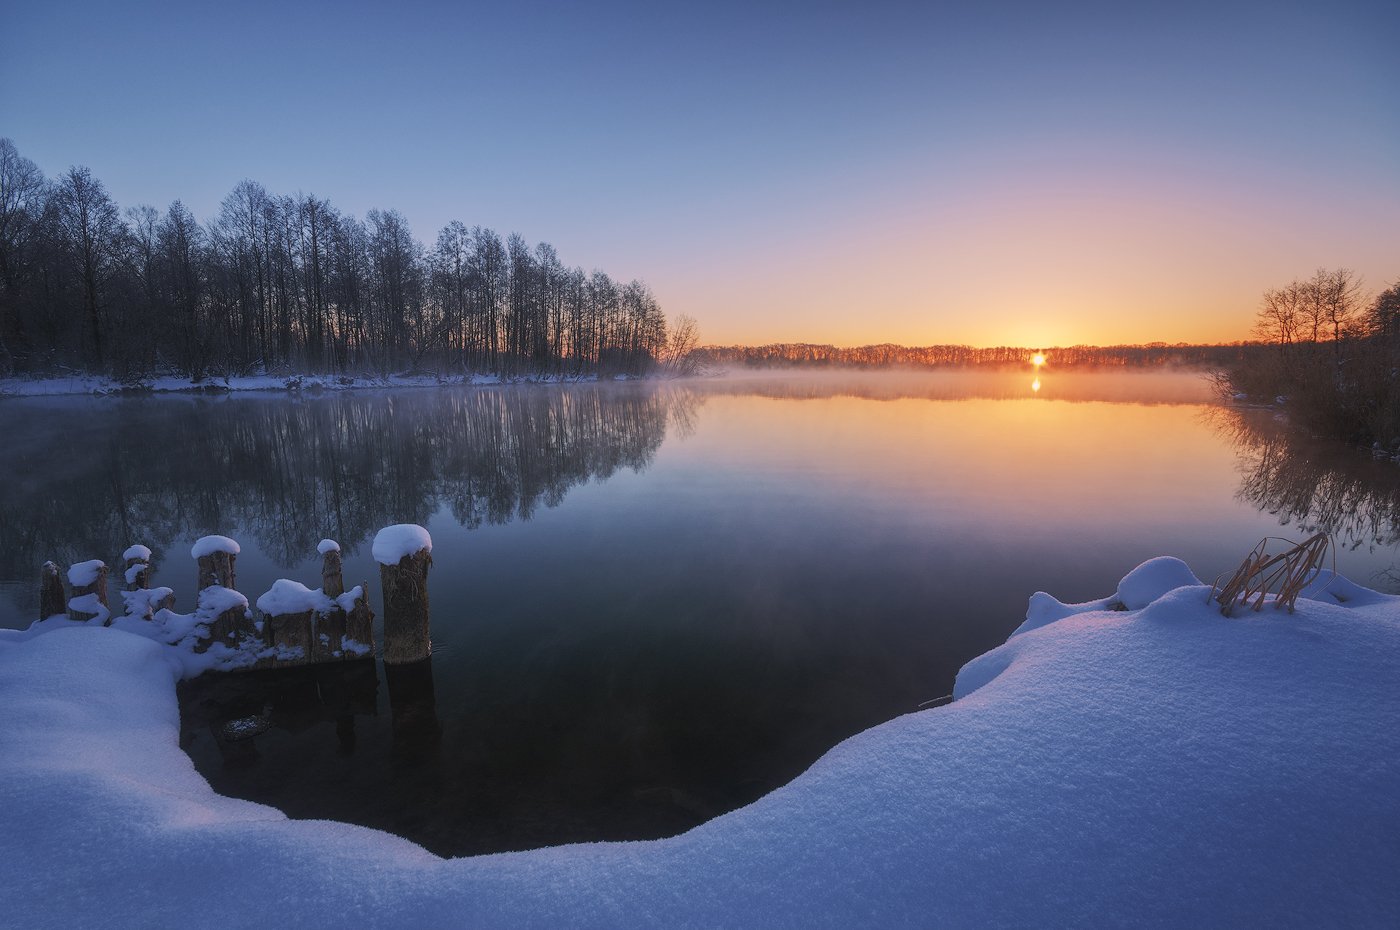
[3,560,1398,928]
[0,370,621,397]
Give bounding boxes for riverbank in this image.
[3,556,1397,927]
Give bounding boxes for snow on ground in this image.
[2,559,1398,928]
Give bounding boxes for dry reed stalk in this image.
[1211,533,1333,616]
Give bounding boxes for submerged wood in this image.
[39,562,66,621]
[381,548,432,665]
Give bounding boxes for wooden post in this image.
[192,536,247,650]
[66,560,109,622]
[374,525,432,665]
[319,539,344,598]
[39,561,66,621]
[123,544,152,591]
[191,537,240,587]
[344,583,375,654]
[269,610,316,659]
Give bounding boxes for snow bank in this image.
[190,535,240,558]
[2,557,1399,928]
[255,579,335,617]
[66,559,105,587]
[1113,555,1201,608]
[317,538,341,555]
[372,524,432,565]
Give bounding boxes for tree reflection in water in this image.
[0,384,699,614]
[1207,406,1400,559]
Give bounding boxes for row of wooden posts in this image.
[38,529,434,669]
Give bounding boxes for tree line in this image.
[1223,267,1400,448]
[0,138,692,380]
[692,342,1261,370]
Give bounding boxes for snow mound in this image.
[4,557,1400,927]
[317,538,341,555]
[122,544,152,562]
[190,535,240,558]
[255,579,335,617]
[67,559,105,587]
[372,524,432,565]
[1114,556,1202,609]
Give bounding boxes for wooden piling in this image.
[123,544,152,591]
[39,561,66,620]
[66,560,109,622]
[192,536,248,650]
[320,540,345,598]
[375,525,433,665]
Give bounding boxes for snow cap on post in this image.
[122,544,152,563]
[191,535,241,559]
[372,524,432,566]
[317,538,341,555]
[374,524,432,664]
[67,560,105,587]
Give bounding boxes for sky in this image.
[3,0,1397,348]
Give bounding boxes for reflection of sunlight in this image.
[1031,378,1041,393]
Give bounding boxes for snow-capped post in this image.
[258,580,318,660]
[195,536,238,591]
[66,560,110,623]
[319,539,344,598]
[123,544,152,591]
[191,536,247,649]
[39,561,66,621]
[373,524,433,665]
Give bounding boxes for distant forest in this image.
[0,138,690,380]
[692,342,1262,370]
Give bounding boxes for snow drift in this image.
[2,558,1398,928]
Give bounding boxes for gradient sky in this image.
[3,0,1397,347]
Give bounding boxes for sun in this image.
[1031,353,1047,367]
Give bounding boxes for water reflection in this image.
[1208,407,1400,552]
[0,385,694,616]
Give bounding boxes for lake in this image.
[3,370,1398,856]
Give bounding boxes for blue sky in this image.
[4,0,1398,345]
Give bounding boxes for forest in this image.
[1222,268,1400,448]
[0,139,680,380]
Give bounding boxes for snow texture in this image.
[3,557,1399,928]
[255,579,335,617]
[190,535,241,558]
[317,538,341,555]
[372,524,432,565]
[66,559,104,587]
[123,564,144,585]
[122,544,152,562]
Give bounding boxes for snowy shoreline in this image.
[0,370,632,398]
[3,558,1398,927]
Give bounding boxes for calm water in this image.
[3,371,1398,856]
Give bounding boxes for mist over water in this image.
[3,371,1397,855]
